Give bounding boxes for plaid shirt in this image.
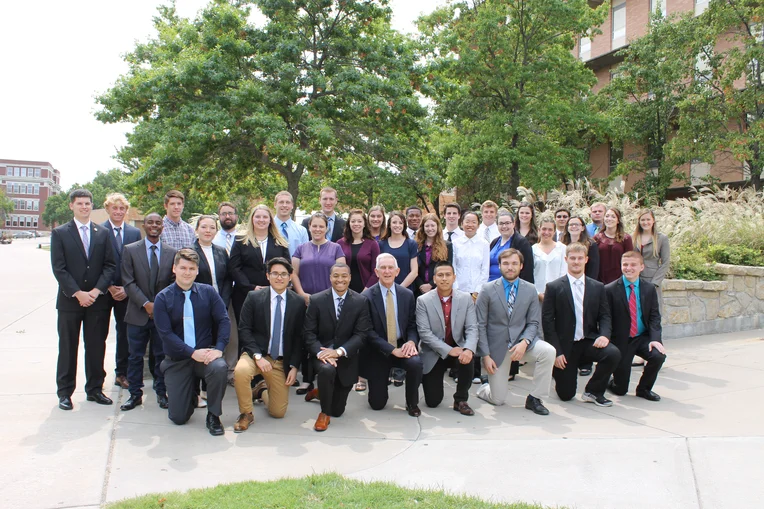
[161,216,196,250]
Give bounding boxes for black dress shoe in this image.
[120,395,142,411]
[636,389,661,402]
[524,395,549,415]
[86,392,113,405]
[206,413,225,436]
[406,404,422,417]
[296,382,314,395]
[579,367,592,376]
[58,396,73,411]
[157,393,169,409]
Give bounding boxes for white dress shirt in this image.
[452,234,490,293]
[477,223,500,242]
[200,244,218,292]
[269,287,287,357]
[443,227,464,242]
[73,218,91,252]
[330,288,349,357]
[567,272,586,342]
[109,220,124,243]
[533,242,568,294]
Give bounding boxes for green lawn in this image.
[107,473,546,509]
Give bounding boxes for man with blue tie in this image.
[154,249,230,435]
[101,193,141,389]
[273,191,309,256]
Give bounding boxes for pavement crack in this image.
[685,437,704,509]
[0,297,55,332]
[100,387,125,506]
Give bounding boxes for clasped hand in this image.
[191,348,222,365]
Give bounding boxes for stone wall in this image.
[662,264,764,339]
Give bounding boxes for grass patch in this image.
[107,473,547,509]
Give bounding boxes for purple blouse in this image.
[293,241,345,294]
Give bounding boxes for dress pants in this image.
[223,302,239,381]
[422,355,473,408]
[365,351,422,410]
[234,353,290,418]
[161,356,227,425]
[313,359,353,417]
[108,297,129,377]
[553,339,621,401]
[610,334,666,395]
[477,340,555,405]
[126,321,166,398]
[56,308,110,398]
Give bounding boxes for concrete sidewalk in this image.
[2,238,763,509]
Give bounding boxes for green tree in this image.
[418,0,608,203]
[0,189,13,226]
[95,0,426,211]
[41,192,72,228]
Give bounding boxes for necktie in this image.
[484,226,491,242]
[447,231,453,242]
[385,289,397,347]
[225,233,232,255]
[326,217,333,240]
[507,283,516,317]
[183,290,196,348]
[270,294,283,358]
[80,225,90,258]
[336,296,344,320]
[149,245,159,298]
[629,284,639,337]
[115,227,123,252]
[281,222,289,240]
[573,280,584,341]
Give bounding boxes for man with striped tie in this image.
[153,249,230,435]
[605,251,666,402]
[475,249,555,415]
[213,201,239,383]
[542,243,621,407]
[273,191,309,256]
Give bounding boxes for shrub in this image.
[669,246,721,281]
[706,244,764,266]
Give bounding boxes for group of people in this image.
[50,186,670,436]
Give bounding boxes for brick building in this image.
[581,0,747,193]
[1,159,61,232]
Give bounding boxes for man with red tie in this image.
[605,251,666,402]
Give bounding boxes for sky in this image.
[0,0,444,189]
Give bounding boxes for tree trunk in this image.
[282,164,303,219]
[509,133,520,198]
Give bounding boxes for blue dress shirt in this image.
[275,217,309,255]
[145,238,161,267]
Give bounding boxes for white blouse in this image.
[200,244,218,292]
[453,234,490,293]
[533,242,567,294]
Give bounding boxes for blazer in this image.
[302,215,347,243]
[238,288,306,369]
[542,275,612,358]
[50,220,117,312]
[337,237,380,289]
[229,236,291,294]
[605,277,662,347]
[153,282,230,360]
[585,241,600,280]
[476,278,541,367]
[303,288,371,387]
[361,283,418,356]
[414,241,454,288]
[121,239,177,326]
[636,233,670,287]
[101,221,141,286]
[416,289,478,375]
[489,233,534,284]
[193,240,233,307]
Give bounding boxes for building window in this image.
[579,36,591,61]
[34,184,39,195]
[695,0,709,15]
[609,142,623,174]
[11,216,18,227]
[12,183,19,194]
[26,200,33,210]
[34,168,41,178]
[20,183,27,194]
[695,46,713,84]
[612,0,626,46]
[33,201,39,211]
[650,0,667,18]
[33,217,38,228]
[4,216,10,227]
[5,183,10,194]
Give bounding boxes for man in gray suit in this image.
[417,261,479,415]
[476,248,555,415]
[120,212,178,411]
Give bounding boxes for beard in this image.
[221,218,237,230]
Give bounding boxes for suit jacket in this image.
[489,232,534,284]
[229,236,291,295]
[414,241,454,288]
[193,240,232,307]
[101,221,141,286]
[416,289,478,375]
[303,288,371,387]
[302,215,346,243]
[542,275,612,358]
[605,277,662,348]
[361,283,418,356]
[337,238,380,288]
[476,278,540,367]
[121,239,177,326]
[238,288,306,369]
[50,220,117,312]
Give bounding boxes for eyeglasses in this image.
[268,272,289,279]
[220,212,237,217]
[568,222,583,228]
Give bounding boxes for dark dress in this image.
[379,238,418,288]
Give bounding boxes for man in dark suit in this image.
[361,254,423,416]
[50,189,117,410]
[153,249,230,436]
[606,251,666,401]
[303,263,371,431]
[233,257,306,432]
[119,213,177,411]
[301,186,346,242]
[542,242,621,407]
[101,193,142,389]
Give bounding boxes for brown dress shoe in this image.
[114,375,129,389]
[252,380,268,402]
[453,401,475,416]
[305,388,320,402]
[314,412,330,431]
[233,413,254,433]
[406,404,421,417]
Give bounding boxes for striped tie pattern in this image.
[507,283,516,317]
[573,280,584,341]
[336,297,344,320]
[629,284,638,337]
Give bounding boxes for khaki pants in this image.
[234,353,289,418]
[477,340,555,405]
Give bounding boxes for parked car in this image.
[12,231,35,239]
[0,232,12,244]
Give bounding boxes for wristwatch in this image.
[524,338,532,346]
[254,353,263,360]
